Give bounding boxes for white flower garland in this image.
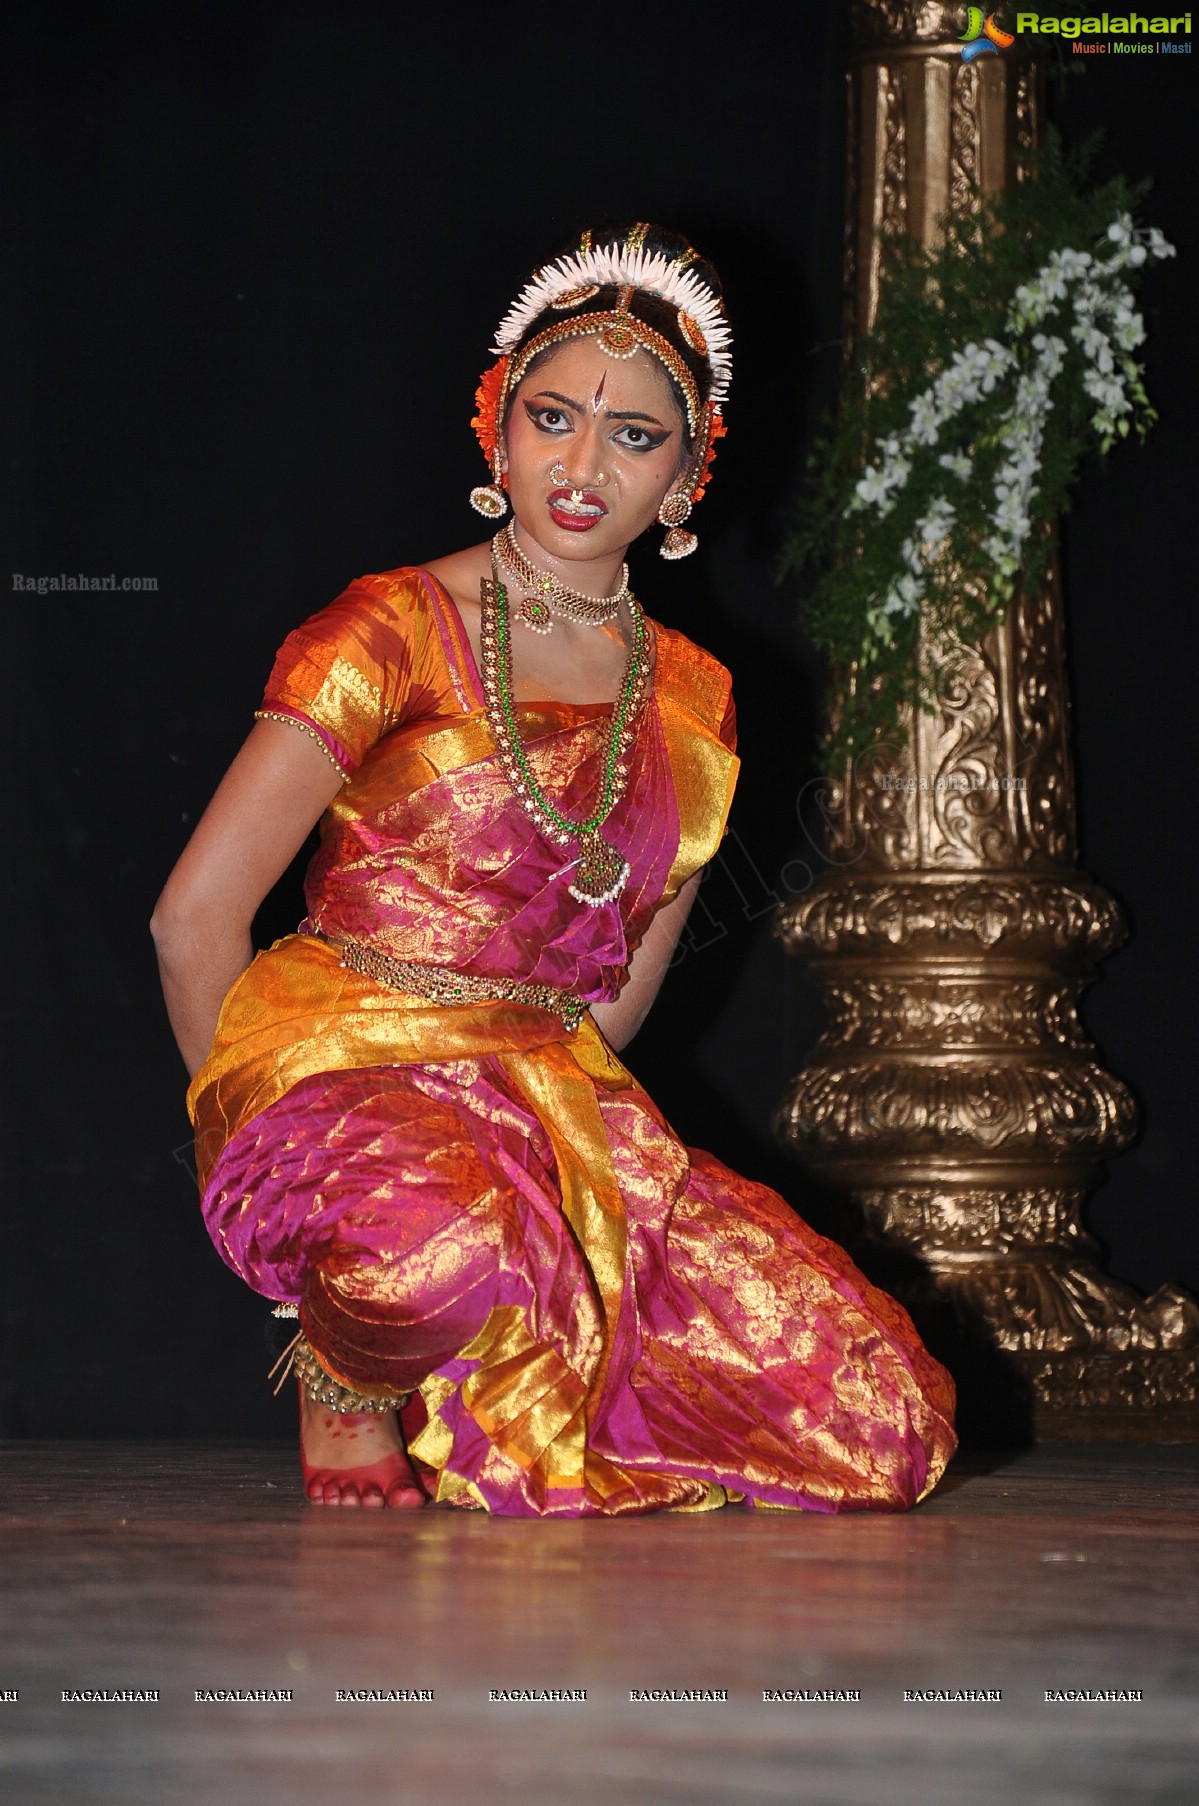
[492,245,734,402]
[847,214,1174,647]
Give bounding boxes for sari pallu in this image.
[188,568,956,1516]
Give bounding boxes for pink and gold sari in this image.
[188,568,955,1515]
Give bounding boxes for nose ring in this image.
[550,459,609,490]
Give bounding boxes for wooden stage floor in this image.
[0,1442,1196,1805]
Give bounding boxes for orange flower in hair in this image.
[471,356,509,466]
[691,407,727,505]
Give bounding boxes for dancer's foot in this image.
[299,1386,426,1509]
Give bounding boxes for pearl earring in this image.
[658,491,698,559]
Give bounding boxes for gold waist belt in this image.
[330,935,586,1031]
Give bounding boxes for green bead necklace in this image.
[479,565,652,906]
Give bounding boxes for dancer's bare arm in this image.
[150,720,344,1076]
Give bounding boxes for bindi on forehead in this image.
[526,340,684,431]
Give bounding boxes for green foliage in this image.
[783,133,1167,765]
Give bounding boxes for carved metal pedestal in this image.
[775,3,1199,1441]
[777,853,1199,1440]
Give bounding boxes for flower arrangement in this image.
[785,137,1175,763]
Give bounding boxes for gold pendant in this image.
[517,592,553,634]
[568,832,629,906]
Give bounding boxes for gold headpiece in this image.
[468,225,731,543]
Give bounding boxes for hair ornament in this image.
[595,285,640,360]
[676,310,708,356]
[469,356,510,516]
[471,356,509,468]
[691,405,726,506]
[492,243,733,402]
[550,283,601,311]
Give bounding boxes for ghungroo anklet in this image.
[270,1330,406,1415]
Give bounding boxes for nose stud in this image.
[550,460,609,492]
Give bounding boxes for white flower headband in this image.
[491,237,733,404]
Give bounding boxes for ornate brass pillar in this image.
[775,1,1199,1439]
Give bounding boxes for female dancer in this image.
[152,222,955,1514]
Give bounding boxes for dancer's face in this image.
[502,337,690,564]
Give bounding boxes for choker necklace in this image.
[479,560,652,906]
[493,524,630,635]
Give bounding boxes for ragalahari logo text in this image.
[960,8,1017,56]
[970,13,1193,53]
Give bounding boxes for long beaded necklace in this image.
[478,559,652,906]
[493,524,631,635]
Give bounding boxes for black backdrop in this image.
[6,1,1196,1439]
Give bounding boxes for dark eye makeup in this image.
[523,401,672,453]
[614,423,672,451]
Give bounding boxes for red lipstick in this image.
[547,488,608,533]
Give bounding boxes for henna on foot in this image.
[298,1385,426,1509]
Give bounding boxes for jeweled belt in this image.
[327,934,586,1031]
